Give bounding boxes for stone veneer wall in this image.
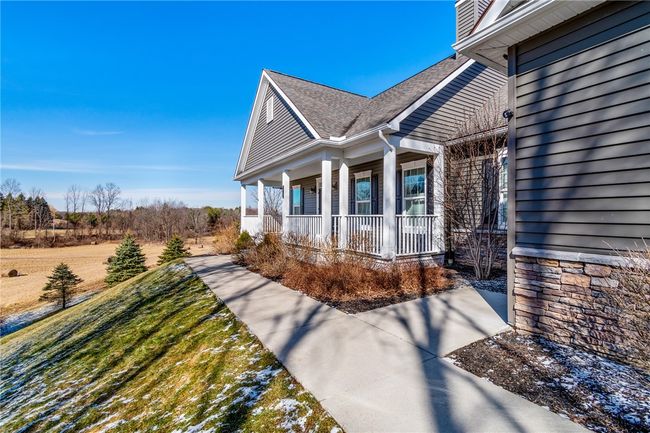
[513,255,640,366]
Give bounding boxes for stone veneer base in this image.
[512,253,642,367]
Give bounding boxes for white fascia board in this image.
[262,70,321,140]
[453,0,605,64]
[388,59,476,130]
[234,73,269,178]
[234,124,395,182]
[390,136,444,155]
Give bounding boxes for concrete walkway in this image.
[187,255,588,433]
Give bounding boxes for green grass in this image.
[0,261,341,433]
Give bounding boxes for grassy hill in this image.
[0,261,340,433]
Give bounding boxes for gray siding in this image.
[290,173,340,215]
[456,0,491,41]
[513,1,650,254]
[289,152,431,216]
[397,61,506,143]
[245,86,314,171]
[291,152,433,215]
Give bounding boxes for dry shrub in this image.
[236,234,289,280]
[213,223,239,254]
[238,237,450,312]
[602,244,650,370]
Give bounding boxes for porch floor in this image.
[187,255,588,433]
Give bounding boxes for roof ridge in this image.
[369,54,460,99]
[265,69,369,99]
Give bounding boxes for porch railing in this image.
[285,215,322,246]
[397,215,440,255]
[332,215,383,256]
[262,215,282,233]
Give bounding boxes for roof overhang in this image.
[453,0,606,72]
[234,124,397,183]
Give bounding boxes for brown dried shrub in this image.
[238,235,451,313]
[213,223,240,255]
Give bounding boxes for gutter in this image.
[233,124,397,181]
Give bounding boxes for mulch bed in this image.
[448,331,650,433]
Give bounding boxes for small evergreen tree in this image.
[157,235,191,265]
[40,263,83,309]
[105,234,147,286]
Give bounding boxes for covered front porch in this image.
[240,136,445,260]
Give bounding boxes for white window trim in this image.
[498,149,508,229]
[401,159,427,216]
[354,170,372,215]
[266,97,274,124]
[316,178,322,215]
[291,184,301,215]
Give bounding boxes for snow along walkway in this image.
[187,255,589,433]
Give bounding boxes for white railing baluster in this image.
[396,215,440,256]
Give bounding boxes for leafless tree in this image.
[104,183,121,237]
[442,100,507,279]
[250,186,283,221]
[187,207,208,244]
[1,178,21,232]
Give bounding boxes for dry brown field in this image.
[0,237,213,318]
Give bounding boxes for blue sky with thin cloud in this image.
[1,1,456,209]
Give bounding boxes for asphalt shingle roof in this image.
[265,54,470,139]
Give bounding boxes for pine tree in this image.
[105,234,147,286]
[157,235,191,265]
[40,263,83,309]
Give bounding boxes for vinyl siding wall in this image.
[245,86,314,171]
[456,0,491,42]
[289,153,430,215]
[513,1,650,254]
[396,62,506,143]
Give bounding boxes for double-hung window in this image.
[354,170,372,215]
[401,160,426,215]
[291,185,301,215]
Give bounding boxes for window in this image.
[401,160,426,215]
[354,170,371,215]
[291,185,301,215]
[498,155,508,229]
[266,97,274,123]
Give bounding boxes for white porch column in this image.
[257,179,265,233]
[433,152,445,251]
[240,183,247,233]
[321,155,332,243]
[382,144,397,259]
[338,159,349,249]
[282,171,290,236]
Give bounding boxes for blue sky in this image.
[1,1,456,209]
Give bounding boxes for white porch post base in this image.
[381,145,397,259]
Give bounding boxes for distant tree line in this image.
[1,178,239,247]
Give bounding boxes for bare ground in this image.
[449,331,650,433]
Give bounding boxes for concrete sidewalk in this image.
[187,255,588,433]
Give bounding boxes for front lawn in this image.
[0,261,340,433]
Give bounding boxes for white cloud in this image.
[72,128,124,136]
[0,162,95,173]
[1,161,206,173]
